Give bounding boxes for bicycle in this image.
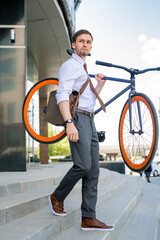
[22,52,159,172]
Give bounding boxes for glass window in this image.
[27,50,38,84]
[0,0,24,25]
[7,103,15,123]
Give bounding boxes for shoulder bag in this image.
[44,78,89,126]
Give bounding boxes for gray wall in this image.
[0,0,26,171]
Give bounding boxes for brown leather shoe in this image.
[81,217,114,231]
[49,192,67,216]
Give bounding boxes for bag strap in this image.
[83,63,106,112]
[79,77,90,95]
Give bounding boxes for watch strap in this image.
[65,119,73,124]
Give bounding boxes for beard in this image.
[75,47,89,57]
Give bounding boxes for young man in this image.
[49,29,114,231]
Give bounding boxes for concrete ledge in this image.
[100,161,125,174]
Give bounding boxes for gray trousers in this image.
[54,111,99,219]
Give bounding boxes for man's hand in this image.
[95,73,106,85]
[66,122,79,142]
[59,101,79,142]
[95,73,106,94]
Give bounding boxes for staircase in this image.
[0,163,160,240]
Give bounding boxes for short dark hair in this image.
[72,29,93,43]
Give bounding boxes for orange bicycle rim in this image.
[23,79,65,143]
[119,95,155,170]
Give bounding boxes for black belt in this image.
[76,109,94,117]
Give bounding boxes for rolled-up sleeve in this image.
[56,61,76,104]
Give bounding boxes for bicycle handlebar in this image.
[96,60,160,75]
[137,67,160,74]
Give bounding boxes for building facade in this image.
[0,0,81,171]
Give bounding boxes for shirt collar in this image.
[72,53,85,65]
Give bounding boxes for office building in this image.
[0,0,81,171]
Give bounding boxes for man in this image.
[49,29,114,231]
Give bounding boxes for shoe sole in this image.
[48,196,67,216]
[81,227,114,231]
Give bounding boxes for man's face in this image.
[72,34,92,58]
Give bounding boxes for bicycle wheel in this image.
[119,93,159,172]
[22,78,66,144]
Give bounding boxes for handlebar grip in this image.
[157,67,160,71]
[67,49,73,55]
[96,60,112,67]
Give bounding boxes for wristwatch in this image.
[65,119,73,124]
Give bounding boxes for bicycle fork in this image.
[129,76,143,135]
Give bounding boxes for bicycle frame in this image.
[89,73,140,134]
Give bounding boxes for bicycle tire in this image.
[22,78,66,144]
[119,93,159,172]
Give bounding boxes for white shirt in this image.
[56,53,96,112]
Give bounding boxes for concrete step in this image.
[53,175,142,240]
[0,168,110,225]
[0,163,72,198]
[0,167,110,225]
[0,163,110,198]
[116,179,160,240]
[0,170,125,240]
